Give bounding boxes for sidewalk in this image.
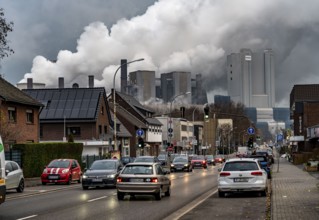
[271,158,319,220]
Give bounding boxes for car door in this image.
[71,160,81,181]
[5,162,14,189]
[156,164,169,191]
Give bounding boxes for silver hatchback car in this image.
[218,158,268,197]
[116,162,170,200]
[5,160,24,193]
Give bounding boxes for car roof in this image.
[226,158,257,162]
[126,162,157,165]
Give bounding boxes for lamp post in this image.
[167,92,190,163]
[113,58,144,152]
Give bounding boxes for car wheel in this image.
[16,179,25,193]
[82,185,89,190]
[117,192,125,200]
[155,187,162,200]
[261,190,267,197]
[165,186,171,197]
[67,176,72,185]
[218,191,225,197]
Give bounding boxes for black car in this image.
[170,157,192,172]
[120,157,135,165]
[157,154,168,166]
[206,155,216,166]
[82,159,123,189]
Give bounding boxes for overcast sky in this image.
[1,0,319,107]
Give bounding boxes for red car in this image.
[41,159,82,185]
[214,155,225,163]
[191,155,207,169]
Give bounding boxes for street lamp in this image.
[167,92,190,157]
[112,58,144,152]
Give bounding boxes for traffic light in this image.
[204,105,209,120]
[247,136,254,148]
[138,138,144,148]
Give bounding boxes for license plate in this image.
[92,179,103,182]
[130,178,143,182]
[48,175,59,180]
[234,178,248,182]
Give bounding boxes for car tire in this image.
[218,191,225,197]
[165,186,171,197]
[82,185,89,190]
[117,192,125,200]
[155,187,162,200]
[16,179,24,193]
[261,190,267,197]
[67,176,72,185]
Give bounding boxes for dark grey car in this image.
[82,159,123,190]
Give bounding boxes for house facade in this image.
[0,77,42,149]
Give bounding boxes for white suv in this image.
[217,158,268,197]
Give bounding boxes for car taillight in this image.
[251,171,263,176]
[117,177,122,183]
[151,178,158,183]
[202,161,206,164]
[220,172,231,177]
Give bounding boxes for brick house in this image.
[290,84,319,152]
[0,76,43,149]
[109,90,162,157]
[23,77,125,157]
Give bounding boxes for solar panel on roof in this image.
[70,109,80,118]
[68,90,76,99]
[40,109,48,119]
[88,99,98,108]
[44,91,54,100]
[81,100,90,109]
[57,100,66,109]
[60,90,69,100]
[87,108,96,118]
[63,109,71,118]
[37,91,45,100]
[55,109,64,118]
[65,100,74,109]
[73,100,82,109]
[75,90,84,99]
[50,100,59,109]
[83,90,93,99]
[47,109,56,118]
[78,109,88,118]
[52,91,61,100]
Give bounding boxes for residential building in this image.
[0,76,43,148]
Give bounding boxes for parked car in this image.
[217,158,268,197]
[248,155,271,179]
[82,159,123,189]
[116,162,171,200]
[191,155,207,169]
[214,155,226,163]
[41,159,82,185]
[170,156,192,172]
[206,155,216,165]
[120,157,135,166]
[5,160,24,193]
[134,156,160,163]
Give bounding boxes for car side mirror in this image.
[218,168,222,172]
[5,170,10,175]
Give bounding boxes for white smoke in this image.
[19,0,319,106]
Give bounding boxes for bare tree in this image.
[0,8,14,60]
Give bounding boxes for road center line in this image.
[87,196,108,202]
[17,215,38,220]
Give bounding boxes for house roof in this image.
[23,87,106,121]
[0,77,43,107]
[116,91,162,126]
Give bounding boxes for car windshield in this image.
[122,165,154,175]
[173,157,187,163]
[253,157,267,162]
[90,161,116,170]
[48,160,70,168]
[134,157,154,162]
[216,155,224,158]
[206,155,214,159]
[223,161,259,171]
[157,155,166,160]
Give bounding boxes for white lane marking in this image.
[163,189,218,220]
[87,196,108,202]
[17,215,38,220]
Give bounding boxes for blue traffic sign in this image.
[277,134,283,142]
[136,129,144,137]
[247,127,255,135]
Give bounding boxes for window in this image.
[104,126,107,134]
[67,127,81,136]
[8,107,16,122]
[26,109,34,123]
[99,125,102,134]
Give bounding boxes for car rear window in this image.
[122,165,154,175]
[223,161,259,171]
[134,157,154,162]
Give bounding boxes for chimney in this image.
[88,75,94,88]
[120,59,127,93]
[27,78,33,89]
[58,77,64,88]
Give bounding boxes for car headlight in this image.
[184,164,189,167]
[62,169,70,174]
[43,168,48,174]
[82,175,88,179]
[170,164,174,167]
[107,174,116,178]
